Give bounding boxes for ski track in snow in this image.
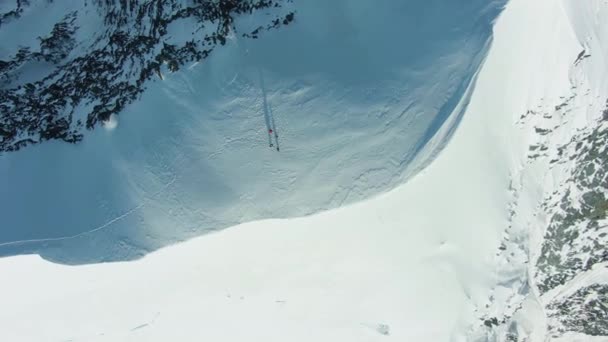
[0,177,177,248]
[1,0,607,341]
[0,2,514,341]
[10,0,608,341]
[0,0,506,263]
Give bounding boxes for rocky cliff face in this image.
[476,75,608,342]
[519,89,608,341]
[0,0,294,152]
[464,0,608,340]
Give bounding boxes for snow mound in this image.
[103,115,118,131]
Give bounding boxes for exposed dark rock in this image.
[536,122,608,294]
[0,0,295,152]
[548,284,608,336]
[484,317,499,328]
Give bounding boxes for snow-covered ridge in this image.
[0,0,504,263]
[0,0,606,341]
[470,0,608,340]
[0,0,516,338]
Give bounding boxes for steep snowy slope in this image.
[0,10,513,338]
[0,0,504,264]
[1,0,606,341]
[0,0,519,341]
[468,0,608,341]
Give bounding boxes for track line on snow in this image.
[0,177,177,248]
[258,68,280,151]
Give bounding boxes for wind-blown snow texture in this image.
[0,0,295,151]
[2,0,608,341]
[0,0,504,263]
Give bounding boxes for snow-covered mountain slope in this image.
[0,0,525,341]
[0,5,513,335]
[0,0,504,264]
[467,0,608,341]
[1,0,607,341]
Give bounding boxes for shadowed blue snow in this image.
[0,0,505,264]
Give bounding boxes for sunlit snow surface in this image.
[2,0,608,340]
[0,0,504,263]
[0,0,513,339]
